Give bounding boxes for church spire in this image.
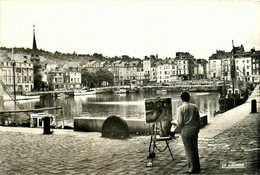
[31,25,40,63]
[32,25,37,56]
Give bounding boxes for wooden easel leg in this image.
[166,140,175,161]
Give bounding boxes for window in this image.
[247,66,249,69]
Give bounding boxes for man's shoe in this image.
[185,170,200,174]
[185,170,191,174]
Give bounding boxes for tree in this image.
[96,69,114,87]
[121,55,130,60]
[103,69,114,86]
[82,68,114,87]
[93,53,103,60]
[33,64,42,91]
[81,68,97,88]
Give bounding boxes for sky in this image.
[0,0,260,59]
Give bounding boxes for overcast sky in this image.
[1,0,260,59]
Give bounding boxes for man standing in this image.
[177,91,201,174]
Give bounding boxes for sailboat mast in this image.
[223,57,227,111]
[231,40,236,107]
[12,48,16,109]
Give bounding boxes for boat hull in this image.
[113,89,127,94]
[4,95,40,101]
[74,90,96,96]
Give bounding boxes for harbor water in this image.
[2,91,219,127]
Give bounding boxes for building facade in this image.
[47,67,64,90]
[0,53,34,94]
[251,49,260,83]
[208,45,259,83]
[194,59,208,79]
[174,52,195,80]
[63,61,81,90]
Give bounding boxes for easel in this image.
[144,97,178,167]
[146,121,177,167]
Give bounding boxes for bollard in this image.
[43,117,52,134]
[251,99,257,113]
[102,115,129,139]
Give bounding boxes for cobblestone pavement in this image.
[0,112,259,175]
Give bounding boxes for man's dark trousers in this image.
[181,125,200,172]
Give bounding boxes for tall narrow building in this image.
[31,25,40,63]
[30,25,42,91]
[32,25,37,55]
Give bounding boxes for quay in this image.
[21,82,221,96]
[0,85,259,174]
[73,116,208,134]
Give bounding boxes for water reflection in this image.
[2,91,219,125]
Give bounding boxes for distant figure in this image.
[177,91,201,174]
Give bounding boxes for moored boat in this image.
[30,113,57,128]
[74,89,96,96]
[114,88,127,94]
[219,87,248,112]
[4,95,40,101]
[218,41,249,113]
